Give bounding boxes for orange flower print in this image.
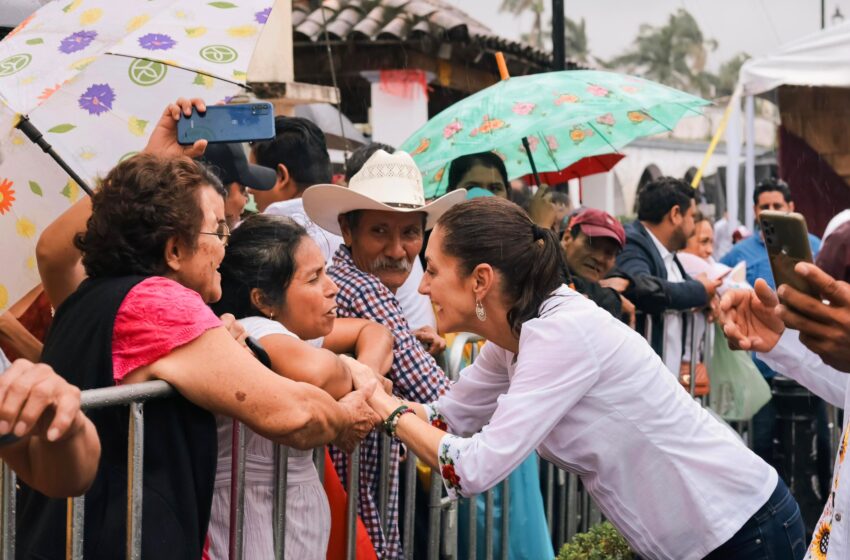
[840,428,848,463]
[569,126,593,145]
[477,115,505,134]
[0,179,15,215]
[621,85,641,94]
[628,111,651,124]
[555,93,580,105]
[812,521,830,560]
[433,167,445,183]
[410,137,431,156]
[38,84,63,103]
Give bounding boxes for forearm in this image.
[371,391,442,467]
[354,324,394,375]
[5,414,100,498]
[0,313,42,363]
[36,197,91,308]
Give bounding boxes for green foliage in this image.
[604,8,717,97]
[556,522,634,560]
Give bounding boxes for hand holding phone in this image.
[759,210,817,297]
[177,102,275,145]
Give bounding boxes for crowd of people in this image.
[0,94,848,560]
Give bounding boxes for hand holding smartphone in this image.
[759,210,817,297]
[177,102,275,145]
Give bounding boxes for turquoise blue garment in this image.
[457,453,553,560]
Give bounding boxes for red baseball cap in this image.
[568,208,625,248]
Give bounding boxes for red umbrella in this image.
[521,153,625,185]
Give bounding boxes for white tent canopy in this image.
[740,20,850,96]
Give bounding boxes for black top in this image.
[17,276,217,560]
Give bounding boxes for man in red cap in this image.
[561,208,635,325]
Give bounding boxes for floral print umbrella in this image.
[0,0,274,312]
[397,70,710,198]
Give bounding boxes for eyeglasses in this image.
[199,222,230,247]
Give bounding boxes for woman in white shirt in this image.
[208,214,393,559]
[344,197,805,560]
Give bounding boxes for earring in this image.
[475,300,487,322]
[268,312,275,320]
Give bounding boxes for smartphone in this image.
[177,103,275,145]
[759,210,817,297]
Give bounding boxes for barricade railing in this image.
[0,311,726,560]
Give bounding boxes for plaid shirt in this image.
[328,246,449,559]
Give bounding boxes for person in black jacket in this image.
[616,177,720,370]
[560,208,635,325]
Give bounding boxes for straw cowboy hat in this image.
[302,149,466,236]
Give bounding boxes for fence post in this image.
[402,450,417,560]
[345,447,360,560]
[483,489,494,560]
[66,495,84,560]
[427,470,442,560]
[688,313,698,397]
[499,478,510,560]
[566,472,579,541]
[544,462,554,539]
[228,420,246,560]
[126,402,144,560]
[377,433,392,536]
[272,445,289,559]
[1,463,14,560]
[466,494,477,560]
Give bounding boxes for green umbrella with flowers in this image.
[399,69,710,198]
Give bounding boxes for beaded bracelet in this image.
[383,404,415,437]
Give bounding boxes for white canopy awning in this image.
[740,20,850,96]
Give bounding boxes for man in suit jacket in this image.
[617,177,720,373]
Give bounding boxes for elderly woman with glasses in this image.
[24,99,379,560]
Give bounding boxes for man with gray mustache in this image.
[302,149,466,559]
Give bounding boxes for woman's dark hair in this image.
[76,154,224,278]
[636,176,694,224]
[212,214,310,319]
[437,197,567,336]
[447,152,510,194]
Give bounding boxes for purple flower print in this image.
[58,30,97,54]
[78,83,115,116]
[255,7,272,24]
[138,33,176,51]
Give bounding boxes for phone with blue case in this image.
[177,102,275,145]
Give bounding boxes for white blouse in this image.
[426,285,777,560]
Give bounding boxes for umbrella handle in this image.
[495,52,510,81]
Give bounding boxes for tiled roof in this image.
[291,0,561,68]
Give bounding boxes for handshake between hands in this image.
[331,356,397,453]
[719,261,850,373]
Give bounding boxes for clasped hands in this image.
[719,262,850,372]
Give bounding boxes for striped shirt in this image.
[328,246,449,558]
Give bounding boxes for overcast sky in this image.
[447,0,847,71]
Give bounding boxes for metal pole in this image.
[483,490,494,560]
[466,495,477,560]
[2,464,14,560]
[228,420,246,560]
[402,450,417,560]
[566,472,579,541]
[552,0,566,70]
[822,0,826,28]
[556,468,567,546]
[66,496,85,560]
[314,447,325,486]
[544,462,554,537]
[345,447,360,560]
[378,434,392,535]
[427,470,442,560]
[272,445,289,560]
[16,116,94,196]
[689,314,698,397]
[499,478,510,560]
[126,403,144,560]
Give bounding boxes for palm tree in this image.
[564,17,590,64]
[713,52,750,97]
[500,0,545,49]
[605,9,718,96]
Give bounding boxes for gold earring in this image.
[475,300,486,322]
[268,312,275,320]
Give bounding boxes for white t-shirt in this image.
[0,349,10,374]
[266,197,436,329]
[426,285,776,560]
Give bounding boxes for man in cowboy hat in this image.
[303,149,465,558]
